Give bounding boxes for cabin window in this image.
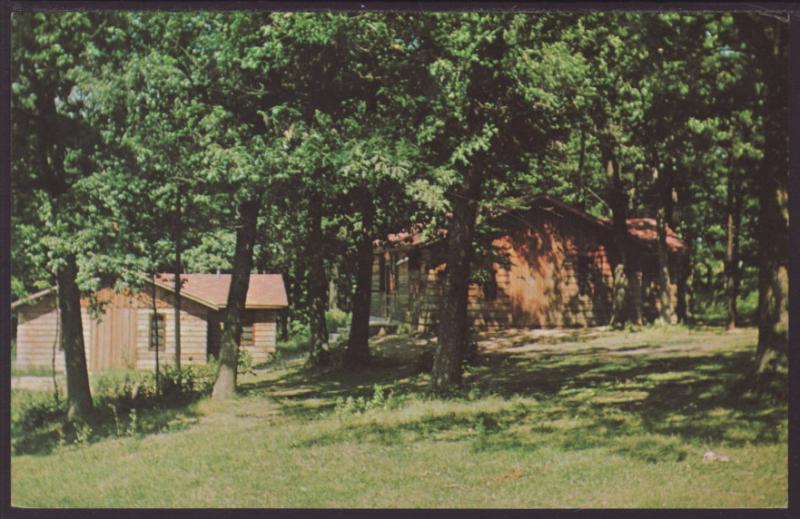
[408,250,421,271]
[386,253,399,294]
[149,314,166,351]
[482,271,498,301]
[241,315,255,347]
[378,254,387,292]
[577,255,593,296]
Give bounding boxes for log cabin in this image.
[371,196,687,331]
[12,273,288,372]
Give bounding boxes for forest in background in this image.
[11,11,788,418]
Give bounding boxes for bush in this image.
[12,365,216,454]
[237,349,255,376]
[274,320,312,360]
[334,384,407,416]
[289,319,310,339]
[325,309,351,333]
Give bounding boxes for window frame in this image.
[576,253,593,296]
[482,268,499,301]
[148,313,166,351]
[378,254,387,292]
[240,314,255,348]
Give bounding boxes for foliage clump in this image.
[12,364,215,455]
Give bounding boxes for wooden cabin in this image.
[12,273,288,372]
[371,196,686,331]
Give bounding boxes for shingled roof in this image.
[12,273,289,311]
[378,195,687,253]
[153,273,288,309]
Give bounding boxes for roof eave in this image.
[144,275,222,310]
[11,287,56,310]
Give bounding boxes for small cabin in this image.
[11,273,289,372]
[370,196,686,331]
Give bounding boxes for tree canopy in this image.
[11,11,788,402]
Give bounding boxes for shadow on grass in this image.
[239,349,429,419]
[248,329,786,463]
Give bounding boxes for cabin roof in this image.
[11,273,289,311]
[153,273,289,309]
[377,195,687,253]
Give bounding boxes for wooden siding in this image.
[248,309,278,364]
[134,286,209,370]
[15,285,283,372]
[15,295,66,371]
[203,309,278,365]
[370,206,678,331]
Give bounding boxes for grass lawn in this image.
[11,326,787,508]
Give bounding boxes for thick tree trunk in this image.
[212,195,261,400]
[432,163,483,392]
[755,56,788,378]
[654,160,676,324]
[725,164,741,330]
[173,187,182,370]
[602,143,639,326]
[345,197,375,367]
[306,190,330,366]
[57,255,93,421]
[656,208,674,324]
[733,15,788,385]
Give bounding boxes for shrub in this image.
[12,365,214,455]
[325,309,351,333]
[334,384,407,416]
[237,349,255,376]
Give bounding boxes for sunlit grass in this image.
[11,326,787,508]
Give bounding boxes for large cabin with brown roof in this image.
[12,273,288,372]
[371,197,686,331]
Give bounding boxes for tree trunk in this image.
[625,256,643,326]
[656,168,675,324]
[754,29,788,380]
[676,227,694,323]
[432,162,483,392]
[173,186,182,370]
[602,142,639,326]
[278,310,289,342]
[306,190,330,366]
[151,276,160,395]
[329,263,338,311]
[51,298,61,404]
[575,126,587,209]
[725,163,741,330]
[56,254,93,422]
[212,195,261,400]
[345,197,375,367]
[733,15,788,385]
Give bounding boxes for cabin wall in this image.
[370,207,646,331]
[203,309,279,365]
[133,286,208,370]
[15,286,285,372]
[248,309,278,364]
[14,294,91,371]
[498,209,615,328]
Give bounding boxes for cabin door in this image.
[91,307,138,371]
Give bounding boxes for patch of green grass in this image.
[11,366,58,377]
[12,326,787,508]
